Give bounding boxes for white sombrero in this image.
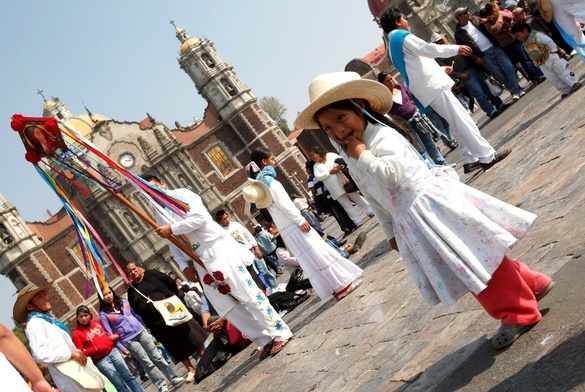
[242,179,272,209]
[13,282,53,324]
[294,71,393,130]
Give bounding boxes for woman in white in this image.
[310,146,374,227]
[245,148,362,301]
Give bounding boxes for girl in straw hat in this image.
[294,71,554,349]
[245,148,363,301]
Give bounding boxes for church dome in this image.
[64,114,109,138]
[180,36,201,55]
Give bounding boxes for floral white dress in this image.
[342,123,536,307]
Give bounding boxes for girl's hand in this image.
[121,348,131,356]
[346,136,366,159]
[300,221,311,233]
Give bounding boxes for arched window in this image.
[201,53,215,68]
[205,143,238,179]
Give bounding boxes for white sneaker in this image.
[171,376,185,386]
[519,90,526,97]
[160,387,170,392]
[512,94,520,101]
[185,371,195,383]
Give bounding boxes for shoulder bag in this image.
[130,285,193,327]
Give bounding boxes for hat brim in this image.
[244,179,273,209]
[13,282,53,324]
[294,79,393,130]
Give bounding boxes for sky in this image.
[0,1,384,327]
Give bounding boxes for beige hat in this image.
[430,32,446,43]
[13,282,53,324]
[242,179,272,208]
[294,71,393,130]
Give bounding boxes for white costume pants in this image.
[336,191,373,226]
[541,54,579,94]
[430,91,496,165]
[551,0,585,60]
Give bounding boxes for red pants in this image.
[473,256,551,326]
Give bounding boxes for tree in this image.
[258,96,292,136]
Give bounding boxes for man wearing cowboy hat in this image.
[143,174,293,360]
[13,283,101,391]
[380,8,511,172]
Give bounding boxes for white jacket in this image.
[312,152,346,200]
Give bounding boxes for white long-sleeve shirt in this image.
[312,152,345,200]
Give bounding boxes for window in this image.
[67,240,112,273]
[205,143,238,178]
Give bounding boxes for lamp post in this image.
[287,171,310,198]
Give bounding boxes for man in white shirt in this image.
[380,8,511,172]
[454,6,525,100]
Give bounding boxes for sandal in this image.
[270,337,291,356]
[535,281,555,301]
[492,322,537,349]
[258,339,274,360]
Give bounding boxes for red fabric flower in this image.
[203,274,215,286]
[212,271,225,281]
[25,151,41,163]
[217,283,231,295]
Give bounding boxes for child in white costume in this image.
[295,71,554,349]
[244,150,362,300]
[512,21,581,97]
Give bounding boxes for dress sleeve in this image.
[269,181,306,226]
[355,131,407,189]
[169,190,209,236]
[403,34,460,59]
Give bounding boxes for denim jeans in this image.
[460,67,503,116]
[408,118,446,165]
[503,40,543,82]
[482,46,523,95]
[95,349,145,392]
[254,257,278,288]
[126,330,177,391]
[264,253,283,273]
[424,109,454,146]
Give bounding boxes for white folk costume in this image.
[26,315,101,392]
[389,31,497,165]
[155,188,292,346]
[253,167,362,300]
[339,122,536,306]
[550,0,585,60]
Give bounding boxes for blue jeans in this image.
[460,67,503,116]
[126,330,177,391]
[95,350,144,392]
[408,118,446,165]
[254,257,278,288]
[482,46,523,95]
[503,40,543,82]
[264,253,283,273]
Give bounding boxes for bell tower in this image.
[174,24,255,121]
[0,194,41,282]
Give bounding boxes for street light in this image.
[287,171,311,198]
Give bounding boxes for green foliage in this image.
[258,96,292,136]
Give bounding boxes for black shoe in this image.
[448,140,458,151]
[488,110,501,119]
[140,375,149,382]
[463,161,482,174]
[481,149,512,171]
[352,231,367,252]
[537,75,547,84]
[337,238,348,247]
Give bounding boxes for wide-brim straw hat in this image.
[13,282,53,324]
[242,179,272,209]
[430,32,446,43]
[294,71,393,130]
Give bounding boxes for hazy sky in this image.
[0,1,383,327]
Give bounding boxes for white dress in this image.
[341,123,536,307]
[264,176,363,300]
[157,188,292,346]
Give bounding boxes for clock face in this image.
[120,153,135,168]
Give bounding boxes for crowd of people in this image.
[7,1,584,390]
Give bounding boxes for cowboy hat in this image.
[294,71,393,130]
[242,179,272,209]
[13,282,53,324]
[430,32,446,43]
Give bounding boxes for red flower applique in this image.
[218,283,231,294]
[203,274,215,286]
[202,270,231,295]
[212,271,225,281]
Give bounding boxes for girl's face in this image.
[316,105,367,145]
[77,312,91,326]
[102,287,114,304]
[261,154,276,167]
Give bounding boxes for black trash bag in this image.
[285,268,312,293]
[268,289,312,313]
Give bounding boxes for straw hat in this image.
[242,179,272,209]
[13,282,53,324]
[294,71,393,130]
[430,32,446,43]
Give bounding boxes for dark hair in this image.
[143,174,162,183]
[254,225,263,234]
[377,70,392,84]
[314,99,413,145]
[484,2,497,15]
[380,8,404,34]
[249,147,272,178]
[310,146,327,157]
[75,305,92,324]
[305,160,316,172]
[214,209,227,222]
[98,286,124,313]
[275,235,286,249]
[510,21,531,34]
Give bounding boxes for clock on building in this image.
[119,153,135,168]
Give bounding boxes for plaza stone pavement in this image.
[147,59,585,392]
